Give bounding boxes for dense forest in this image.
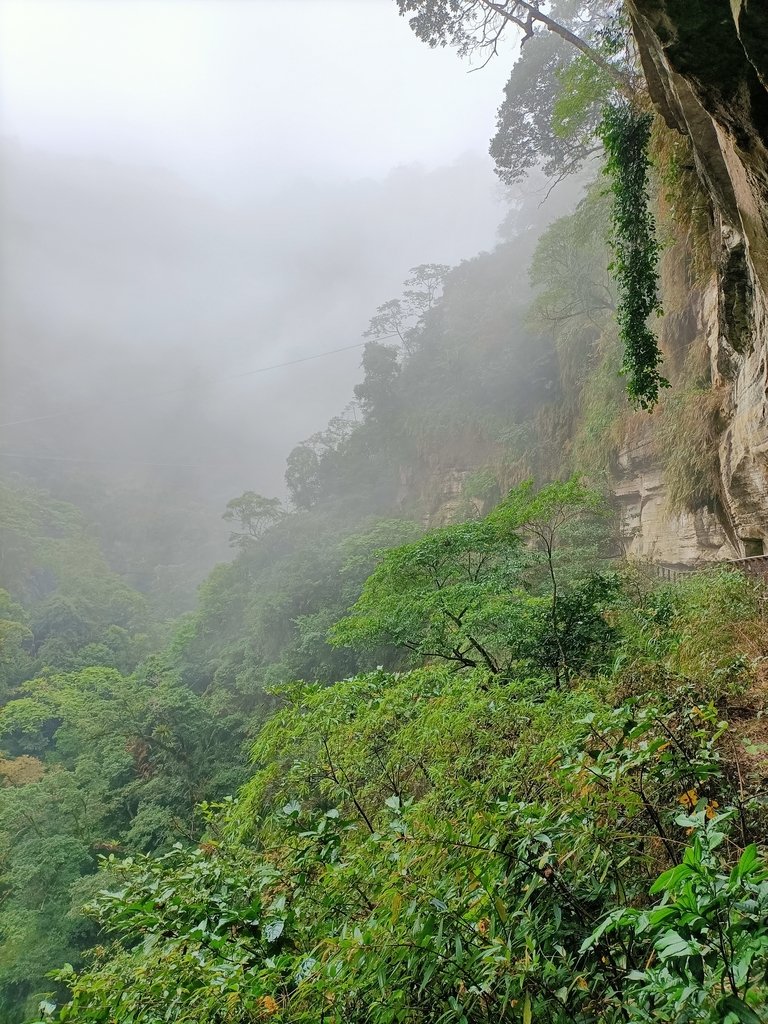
[2,0,768,1022]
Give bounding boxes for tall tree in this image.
[397,1,633,184]
[353,342,402,425]
[222,492,283,549]
[365,263,450,353]
[331,479,615,683]
[396,0,629,81]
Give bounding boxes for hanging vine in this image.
[598,102,667,410]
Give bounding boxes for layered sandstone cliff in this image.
[623,0,768,560]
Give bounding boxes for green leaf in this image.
[523,992,532,1024]
[721,995,762,1024]
[494,896,508,923]
[655,930,694,959]
[419,960,436,994]
[737,845,760,879]
[263,919,285,944]
[650,864,690,895]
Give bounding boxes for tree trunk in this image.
[481,0,633,94]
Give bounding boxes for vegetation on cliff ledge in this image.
[35,507,768,1023]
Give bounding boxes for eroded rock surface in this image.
[626,0,768,558]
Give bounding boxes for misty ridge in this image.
[12,2,768,1021]
[1,143,507,495]
[0,0,583,606]
[0,134,579,608]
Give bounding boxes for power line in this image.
[0,340,369,430]
[0,451,201,469]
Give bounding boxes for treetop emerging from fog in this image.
[397,0,634,182]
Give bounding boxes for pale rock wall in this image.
[613,266,765,563]
[421,465,474,525]
[613,275,738,563]
[623,0,768,561]
[716,281,768,549]
[614,442,736,566]
[400,460,484,527]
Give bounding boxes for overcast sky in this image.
[0,0,525,510]
[0,0,514,194]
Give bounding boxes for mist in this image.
[0,0,522,510]
[1,3,755,1018]
[1,146,507,494]
[0,0,582,607]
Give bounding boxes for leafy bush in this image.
[35,674,767,1024]
[331,479,617,686]
[22,517,768,1024]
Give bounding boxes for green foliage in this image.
[0,482,153,676]
[570,330,625,478]
[0,664,246,1018]
[0,481,238,1017]
[397,0,630,185]
[170,509,423,702]
[223,492,283,548]
[598,103,667,409]
[329,518,522,673]
[552,54,615,140]
[284,445,322,511]
[245,665,602,829]
[525,183,629,478]
[613,566,763,699]
[37,620,768,1023]
[492,29,604,184]
[591,810,768,1022]
[0,591,34,702]
[0,19,741,1009]
[353,342,401,425]
[331,479,616,684]
[395,237,552,449]
[365,263,449,353]
[528,185,614,339]
[461,468,499,504]
[49,478,230,618]
[263,224,555,522]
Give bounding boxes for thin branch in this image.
[479,0,633,95]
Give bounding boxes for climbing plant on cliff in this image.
[598,102,666,409]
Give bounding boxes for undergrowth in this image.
[571,326,626,480]
[36,560,768,1024]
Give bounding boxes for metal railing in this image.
[726,554,768,576]
[653,563,693,583]
[648,554,768,581]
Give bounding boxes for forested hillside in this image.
[0,183,583,1020]
[2,0,768,1021]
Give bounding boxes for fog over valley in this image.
[2,146,505,494]
[2,2,762,1020]
[0,0,530,583]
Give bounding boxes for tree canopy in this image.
[397,1,631,184]
[331,479,616,684]
[223,492,283,549]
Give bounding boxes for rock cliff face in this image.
[418,4,768,556]
[614,459,733,565]
[613,277,733,565]
[614,431,738,567]
[624,0,768,560]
